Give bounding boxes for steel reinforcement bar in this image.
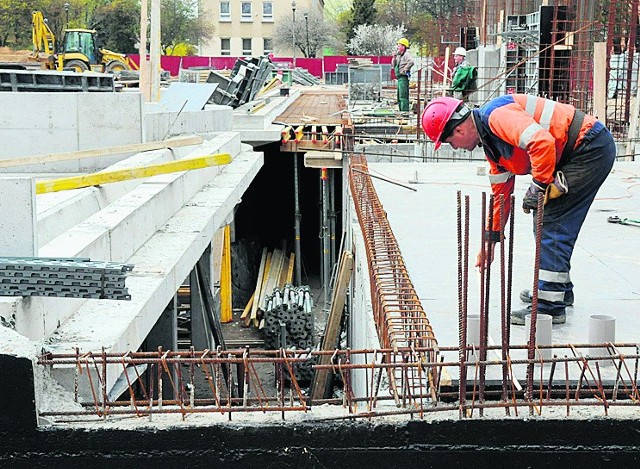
[349,154,439,401]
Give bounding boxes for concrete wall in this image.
[143,104,234,140]
[0,92,144,173]
[345,188,382,399]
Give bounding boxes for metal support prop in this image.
[293,152,303,286]
[321,168,331,307]
[329,169,337,271]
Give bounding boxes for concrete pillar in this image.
[190,246,216,350]
[144,296,178,399]
[0,177,37,256]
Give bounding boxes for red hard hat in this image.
[421,96,464,150]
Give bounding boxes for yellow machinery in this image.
[32,11,137,73]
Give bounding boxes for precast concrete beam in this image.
[47,150,262,397]
[37,146,197,246]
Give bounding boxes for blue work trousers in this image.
[533,126,616,316]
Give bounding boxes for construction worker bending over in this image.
[391,38,414,112]
[450,47,476,101]
[421,94,616,325]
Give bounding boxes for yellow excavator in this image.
[32,10,137,73]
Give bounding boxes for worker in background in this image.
[450,47,476,101]
[421,94,616,325]
[391,38,414,112]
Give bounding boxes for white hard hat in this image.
[454,47,467,56]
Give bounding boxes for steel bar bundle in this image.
[263,284,315,381]
[0,257,133,300]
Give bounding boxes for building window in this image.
[221,38,231,55]
[242,38,252,56]
[262,2,273,21]
[220,1,230,21]
[263,37,273,54]
[241,2,252,21]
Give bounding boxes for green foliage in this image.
[0,0,32,48]
[166,42,196,56]
[347,0,377,43]
[91,0,139,53]
[161,0,213,54]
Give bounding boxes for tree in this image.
[0,0,32,48]
[347,0,377,44]
[273,9,339,58]
[91,0,139,53]
[347,23,406,56]
[161,0,214,55]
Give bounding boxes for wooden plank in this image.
[239,294,254,321]
[210,227,225,288]
[255,249,284,327]
[36,153,232,194]
[310,250,354,402]
[219,225,232,323]
[248,251,272,324]
[0,135,203,169]
[240,248,267,325]
[285,253,295,285]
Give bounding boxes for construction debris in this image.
[204,57,274,108]
[0,257,133,300]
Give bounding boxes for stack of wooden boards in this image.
[240,248,295,327]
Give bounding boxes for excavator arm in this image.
[32,11,56,56]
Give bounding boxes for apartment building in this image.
[199,0,324,57]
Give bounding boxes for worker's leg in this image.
[536,127,616,317]
[512,127,615,324]
[397,76,409,112]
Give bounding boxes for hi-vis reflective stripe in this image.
[488,171,513,184]
[523,95,556,130]
[525,95,537,116]
[519,122,544,148]
[539,100,555,130]
[539,269,571,283]
[538,290,566,302]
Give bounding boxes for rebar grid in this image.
[38,343,640,421]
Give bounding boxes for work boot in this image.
[519,289,574,306]
[510,305,566,325]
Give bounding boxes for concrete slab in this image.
[368,161,640,381]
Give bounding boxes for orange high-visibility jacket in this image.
[472,94,598,234]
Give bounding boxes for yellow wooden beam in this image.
[35,153,232,194]
[220,225,233,323]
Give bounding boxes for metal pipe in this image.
[293,151,302,285]
[321,168,331,307]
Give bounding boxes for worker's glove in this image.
[522,180,548,214]
[544,171,569,204]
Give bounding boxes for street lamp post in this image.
[303,12,310,58]
[64,3,70,29]
[291,0,296,68]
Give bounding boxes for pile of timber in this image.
[241,248,295,328]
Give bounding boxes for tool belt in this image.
[557,110,585,169]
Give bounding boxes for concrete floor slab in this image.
[369,160,640,381]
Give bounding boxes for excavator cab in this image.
[59,29,102,72]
